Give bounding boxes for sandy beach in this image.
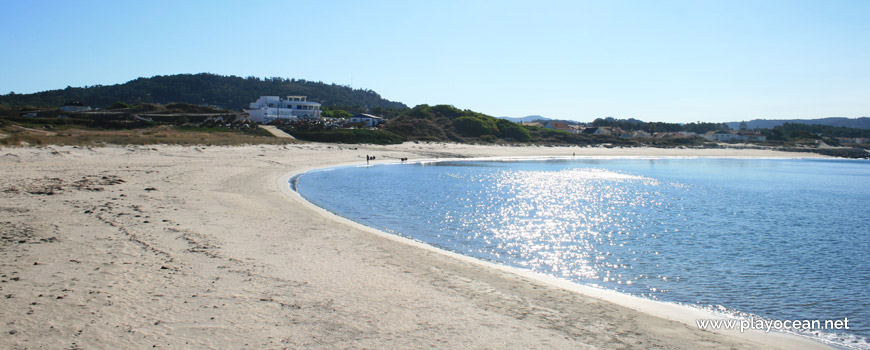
[0,143,832,349]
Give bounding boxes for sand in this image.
[0,143,832,349]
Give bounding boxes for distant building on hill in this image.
[705,130,742,142]
[837,137,865,144]
[543,121,576,133]
[582,127,612,135]
[703,130,766,142]
[738,130,766,141]
[349,113,384,127]
[245,96,321,123]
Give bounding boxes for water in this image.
[295,157,870,348]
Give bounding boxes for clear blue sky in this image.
[1,0,867,123]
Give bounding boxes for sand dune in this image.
[0,143,830,349]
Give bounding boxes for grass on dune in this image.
[0,124,297,146]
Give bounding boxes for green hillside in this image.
[383,104,632,145]
[0,73,408,111]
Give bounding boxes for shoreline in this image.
[282,155,834,350]
[0,143,834,349]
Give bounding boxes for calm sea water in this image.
[295,157,870,348]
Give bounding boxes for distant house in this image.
[637,131,653,138]
[60,101,92,112]
[543,121,576,133]
[705,130,742,142]
[522,121,544,127]
[582,127,612,135]
[703,130,766,142]
[738,130,766,142]
[349,113,384,127]
[654,132,686,138]
[837,137,865,144]
[619,130,651,139]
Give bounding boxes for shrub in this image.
[133,103,165,111]
[453,116,498,137]
[107,101,132,109]
[321,109,353,119]
[496,119,531,141]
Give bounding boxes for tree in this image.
[762,128,785,141]
[0,73,409,111]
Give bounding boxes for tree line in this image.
[0,73,408,111]
[591,117,728,133]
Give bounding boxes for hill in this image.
[0,73,408,111]
[383,104,640,146]
[497,115,552,123]
[726,117,870,130]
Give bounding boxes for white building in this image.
[245,96,321,123]
[704,131,738,142]
[349,113,384,127]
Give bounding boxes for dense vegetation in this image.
[0,73,408,111]
[726,117,870,130]
[591,117,728,134]
[590,117,869,147]
[763,123,870,140]
[385,104,529,142]
[275,104,627,145]
[322,105,408,119]
[382,105,639,145]
[285,128,404,145]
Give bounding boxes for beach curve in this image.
[281,155,833,350]
[0,143,832,349]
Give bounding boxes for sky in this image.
[1,0,868,123]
